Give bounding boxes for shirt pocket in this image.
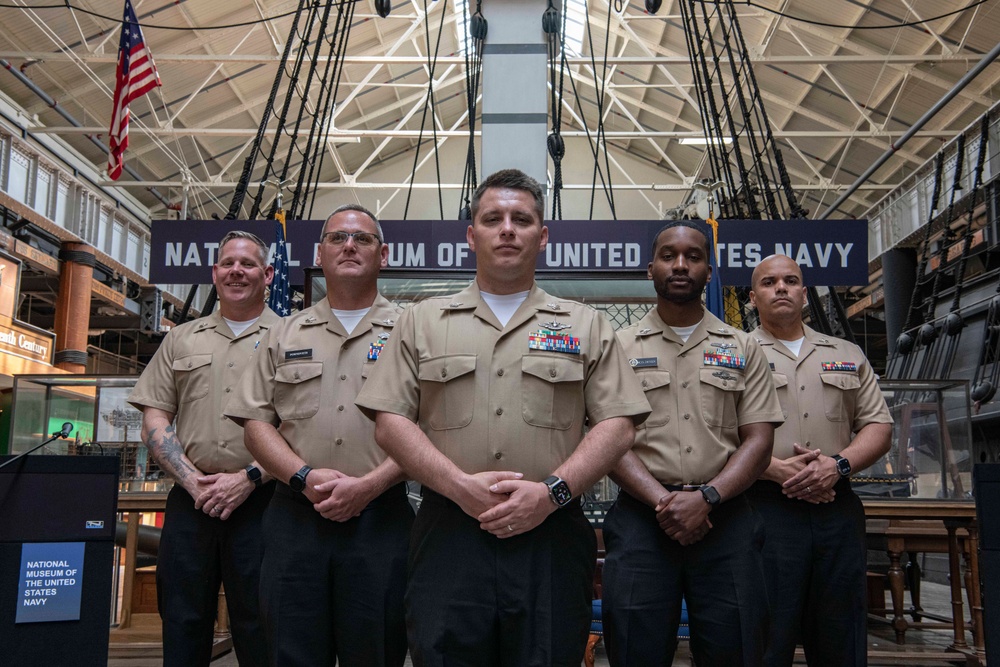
[172,353,212,403]
[274,362,323,420]
[819,372,860,422]
[699,367,746,428]
[521,355,585,430]
[635,370,671,428]
[419,354,477,430]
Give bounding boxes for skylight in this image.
[454,0,586,56]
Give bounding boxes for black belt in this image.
[660,483,705,492]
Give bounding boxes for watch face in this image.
[700,485,721,506]
[246,466,262,482]
[837,458,852,476]
[550,480,573,506]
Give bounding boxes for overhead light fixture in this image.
[678,137,734,146]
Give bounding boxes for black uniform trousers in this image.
[259,482,413,667]
[746,478,867,667]
[602,489,768,667]
[406,488,596,667]
[157,481,273,667]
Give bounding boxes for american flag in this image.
[268,210,291,316]
[107,1,161,181]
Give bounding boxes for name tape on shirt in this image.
[629,357,658,368]
[529,330,581,355]
[285,349,313,360]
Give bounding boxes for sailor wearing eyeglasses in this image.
[225,204,412,666]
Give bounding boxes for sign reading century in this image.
[150,219,869,286]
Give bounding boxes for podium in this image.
[0,455,119,666]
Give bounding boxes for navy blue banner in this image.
[150,218,869,286]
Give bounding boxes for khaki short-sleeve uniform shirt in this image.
[224,295,401,478]
[617,308,783,485]
[355,281,650,482]
[127,307,281,474]
[752,324,892,460]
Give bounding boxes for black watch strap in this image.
[699,484,721,507]
[289,465,312,492]
[245,464,263,488]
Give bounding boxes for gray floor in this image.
[109,581,974,667]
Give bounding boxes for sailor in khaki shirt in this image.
[225,205,411,667]
[602,221,783,667]
[356,169,650,667]
[128,231,278,667]
[747,254,891,667]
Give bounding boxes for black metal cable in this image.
[404,0,448,219]
[583,0,616,219]
[225,0,309,219]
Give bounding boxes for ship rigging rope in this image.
[404,0,448,219]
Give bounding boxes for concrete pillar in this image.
[481,0,549,185]
[882,247,918,356]
[54,242,94,373]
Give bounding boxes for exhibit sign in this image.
[150,218,869,286]
[15,542,85,623]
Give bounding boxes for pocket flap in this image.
[699,367,746,391]
[771,372,789,389]
[820,372,860,391]
[419,354,477,383]
[172,354,212,372]
[275,362,324,384]
[522,355,585,383]
[636,370,670,391]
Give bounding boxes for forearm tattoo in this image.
[146,424,197,483]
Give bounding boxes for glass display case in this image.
[7,375,167,493]
[854,379,974,500]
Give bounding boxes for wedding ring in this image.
[507,525,513,532]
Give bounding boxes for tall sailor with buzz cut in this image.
[602,220,784,667]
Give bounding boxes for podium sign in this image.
[16,542,85,623]
[0,456,118,666]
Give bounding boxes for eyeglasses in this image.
[321,230,382,247]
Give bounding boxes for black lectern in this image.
[0,455,119,666]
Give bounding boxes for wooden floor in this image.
[108,581,980,667]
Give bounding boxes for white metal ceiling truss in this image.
[0,0,995,220]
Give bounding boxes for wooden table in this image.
[116,492,168,630]
[864,500,983,662]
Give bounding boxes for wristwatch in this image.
[832,454,852,477]
[699,484,721,507]
[289,465,312,492]
[542,475,574,507]
[245,464,263,488]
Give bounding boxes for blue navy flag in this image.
[268,211,291,316]
[704,216,725,320]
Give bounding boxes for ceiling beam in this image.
[0,52,981,65]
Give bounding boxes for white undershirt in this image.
[778,336,805,357]
[669,317,703,343]
[223,316,260,338]
[332,307,371,335]
[481,290,530,328]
